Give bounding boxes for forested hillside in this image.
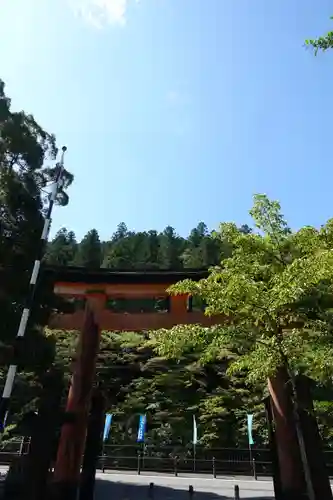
[45,223,270,449]
[48,328,268,450]
[45,223,252,270]
[44,209,333,451]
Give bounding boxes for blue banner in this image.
[247,414,254,445]
[103,413,113,442]
[137,414,146,443]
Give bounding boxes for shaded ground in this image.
[95,472,275,499]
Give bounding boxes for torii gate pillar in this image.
[51,306,100,500]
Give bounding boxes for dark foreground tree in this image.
[0,77,73,425]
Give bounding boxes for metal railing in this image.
[99,454,263,478]
[1,440,333,478]
[0,439,30,464]
[98,445,268,477]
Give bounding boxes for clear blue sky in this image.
[1,0,333,241]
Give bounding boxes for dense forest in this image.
[45,223,267,449]
[45,222,252,270]
[49,328,267,449]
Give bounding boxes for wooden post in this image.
[148,482,154,499]
[51,307,100,500]
[79,388,105,500]
[234,484,240,500]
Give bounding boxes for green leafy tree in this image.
[306,17,333,53]
[150,194,333,498]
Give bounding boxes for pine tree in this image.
[75,229,102,269]
[157,226,184,269]
[46,228,78,266]
[182,223,222,268]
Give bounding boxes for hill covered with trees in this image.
[45,222,267,449]
[45,222,252,270]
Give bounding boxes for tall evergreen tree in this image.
[157,226,184,269]
[75,228,102,269]
[182,223,221,268]
[46,228,78,266]
[113,222,129,241]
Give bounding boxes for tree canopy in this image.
[46,221,231,270]
[306,16,333,53]
[151,195,333,386]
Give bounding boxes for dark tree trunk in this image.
[268,368,307,500]
[264,396,283,500]
[295,375,332,500]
